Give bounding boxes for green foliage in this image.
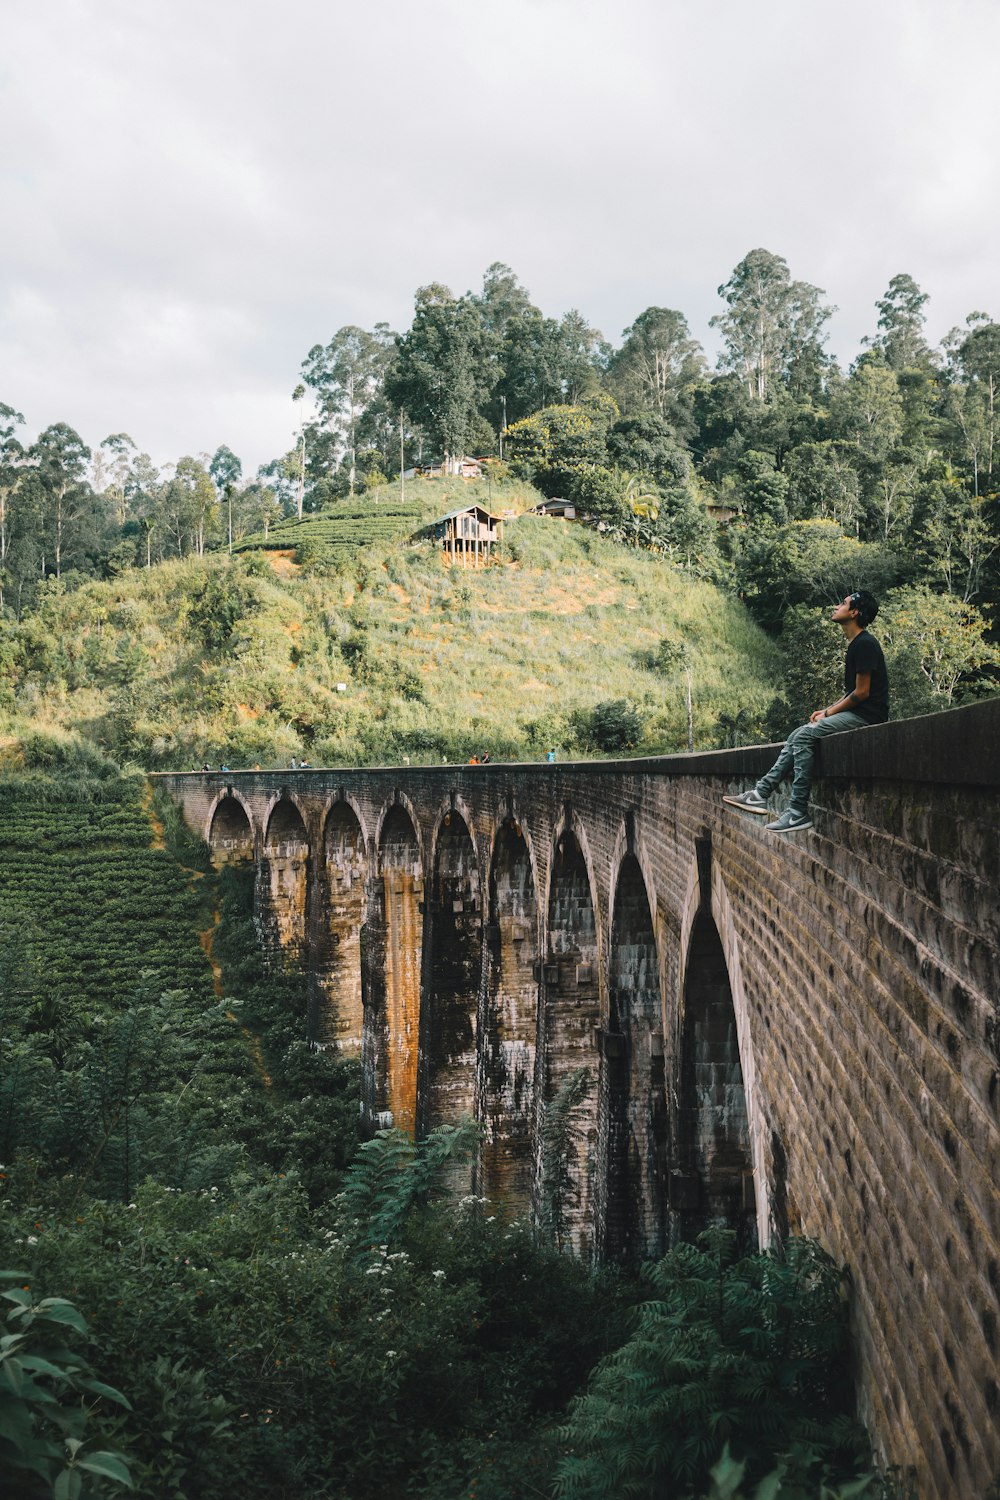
[738,451,790,527]
[0,1273,132,1499]
[699,1445,877,1499]
[877,586,1000,707]
[554,1231,870,1500]
[334,1121,480,1255]
[505,395,619,495]
[731,521,902,634]
[1,1147,626,1500]
[574,698,647,754]
[188,566,260,650]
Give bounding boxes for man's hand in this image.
[809,707,826,723]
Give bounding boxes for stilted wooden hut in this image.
[419,504,503,568]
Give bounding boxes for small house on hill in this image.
[705,501,738,524]
[408,456,485,480]
[417,504,503,567]
[529,497,576,519]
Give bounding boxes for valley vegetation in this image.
[1,767,888,1499]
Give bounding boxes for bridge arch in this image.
[206,790,254,862]
[321,791,370,862]
[607,813,660,945]
[366,801,424,1133]
[706,870,770,1248]
[313,799,368,1051]
[257,795,310,966]
[604,849,666,1262]
[479,814,539,1216]
[674,850,760,1251]
[372,788,425,862]
[428,791,482,878]
[421,807,482,1158]
[542,815,602,1256]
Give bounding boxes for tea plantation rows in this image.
[0,775,215,1015]
[237,497,427,556]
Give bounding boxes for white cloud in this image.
[2,0,1000,471]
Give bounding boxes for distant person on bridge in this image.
[724,590,889,833]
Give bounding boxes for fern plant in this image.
[554,1230,871,1499]
[334,1119,480,1256]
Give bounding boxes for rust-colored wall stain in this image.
[364,804,424,1138]
[384,866,421,1135]
[425,815,481,1192]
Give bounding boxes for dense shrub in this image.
[554,1230,871,1499]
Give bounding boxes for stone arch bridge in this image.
[159,699,1000,1498]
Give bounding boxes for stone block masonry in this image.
[157,698,1000,1499]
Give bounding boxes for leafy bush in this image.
[0,1274,132,1499]
[188,566,261,650]
[574,698,647,754]
[554,1230,871,1500]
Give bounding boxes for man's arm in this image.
[809,671,872,724]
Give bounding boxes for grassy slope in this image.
[0,478,781,770]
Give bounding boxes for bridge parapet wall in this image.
[157,699,1000,1498]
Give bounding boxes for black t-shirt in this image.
[844,630,889,724]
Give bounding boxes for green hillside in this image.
[0,478,780,772]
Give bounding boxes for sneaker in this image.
[723,788,769,813]
[765,809,813,833]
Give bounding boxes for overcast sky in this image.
[3,0,999,475]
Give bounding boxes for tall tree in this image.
[31,423,93,580]
[0,405,28,609]
[99,434,137,527]
[210,446,243,555]
[301,324,395,493]
[555,309,610,404]
[125,453,161,567]
[607,307,705,428]
[158,456,217,557]
[830,355,904,464]
[386,285,495,469]
[711,248,833,401]
[870,274,931,371]
[473,263,548,431]
[953,317,1000,494]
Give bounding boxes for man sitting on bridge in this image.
[724,590,889,833]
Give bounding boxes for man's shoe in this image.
[723,789,769,813]
[765,809,813,833]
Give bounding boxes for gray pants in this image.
[756,711,868,815]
